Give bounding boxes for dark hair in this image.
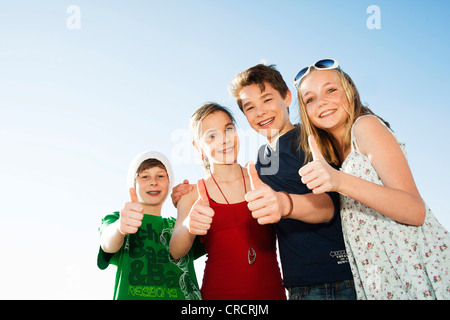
[229,64,289,112]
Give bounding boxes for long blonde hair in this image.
[297,68,390,166]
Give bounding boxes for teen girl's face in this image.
[135,166,169,206]
[239,82,293,142]
[300,70,349,136]
[198,111,239,167]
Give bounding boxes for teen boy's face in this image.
[135,167,169,206]
[239,82,293,142]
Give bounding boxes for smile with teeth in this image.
[258,117,275,127]
[220,146,234,154]
[319,109,336,118]
[147,191,161,196]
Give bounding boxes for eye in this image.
[245,106,254,112]
[327,88,337,94]
[264,98,272,103]
[305,97,314,104]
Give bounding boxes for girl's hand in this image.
[298,135,341,194]
[183,180,215,235]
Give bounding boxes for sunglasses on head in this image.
[293,59,340,90]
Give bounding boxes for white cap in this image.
[126,151,174,191]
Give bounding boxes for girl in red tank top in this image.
[169,103,286,300]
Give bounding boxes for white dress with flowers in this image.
[339,115,450,300]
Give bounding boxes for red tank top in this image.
[200,174,286,300]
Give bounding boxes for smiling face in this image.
[135,166,169,207]
[196,110,239,168]
[300,69,350,137]
[239,82,293,142]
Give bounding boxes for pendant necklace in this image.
[210,166,256,265]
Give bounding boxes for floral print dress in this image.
[340,115,450,300]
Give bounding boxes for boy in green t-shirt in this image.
[98,151,202,300]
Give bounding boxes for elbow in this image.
[412,202,426,227]
[407,198,426,227]
[169,242,182,260]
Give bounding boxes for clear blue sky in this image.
[1,1,449,299]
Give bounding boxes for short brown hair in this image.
[136,158,167,176]
[229,64,289,112]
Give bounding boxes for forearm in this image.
[337,171,425,226]
[169,223,196,259]
[100,220,126,253]
[282,192,335,223]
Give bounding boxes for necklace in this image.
[210,166,256,265]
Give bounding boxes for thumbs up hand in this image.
[298,135,341,194]
[118,187,145,235]
[245,162,291,224]
[183,180,215,235]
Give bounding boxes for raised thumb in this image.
[308,135,325,161]
[196,179,210,206]
[247,161,264,190]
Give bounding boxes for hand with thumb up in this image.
[183,179,215,236]
[118,187,145,235]
[298,135,341,194]
[245,162,292,224]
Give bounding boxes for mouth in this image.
[258,117,275,128]
[147,191,161,197]
[220,146,235,154]
[319,109,337,118]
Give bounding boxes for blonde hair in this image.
[297,68,389,166]
[190,102,236,172]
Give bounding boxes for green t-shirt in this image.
[98,212,203,300]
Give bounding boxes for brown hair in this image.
[297,68,390,166]
[229,64,289,112]
[136,158,167,176]
[190,102,236,172]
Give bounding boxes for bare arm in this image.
[286,192,335,223]
[339,116,425,225]
[101,188,144,253]
[299,116,425,226]
[169,187,198,259]
[246,162,334,225]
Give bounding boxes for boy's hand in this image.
[245,162,290,224]
[118,188,144,235]
[183,180,214,235]
[298,135,340,194]
[171,179,194,208]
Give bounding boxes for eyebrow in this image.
[302,82,336,96]
[242,92,274,109]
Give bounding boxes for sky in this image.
[0,0,449,299]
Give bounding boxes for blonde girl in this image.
[295,59,450,299]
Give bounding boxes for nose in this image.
[255,105,267,118]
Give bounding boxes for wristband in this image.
[279,191,293,218]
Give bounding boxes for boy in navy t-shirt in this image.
[228,64,355,300]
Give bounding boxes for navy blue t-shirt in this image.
[255,125,352,287]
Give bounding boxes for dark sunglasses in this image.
[293,59,340,90]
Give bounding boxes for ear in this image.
[285,90,292,108]
[193,140,205,161]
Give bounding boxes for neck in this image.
[209,162,242,181]
[141,203,163,217]
[267,121,294,143]
[329,126,349,159]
